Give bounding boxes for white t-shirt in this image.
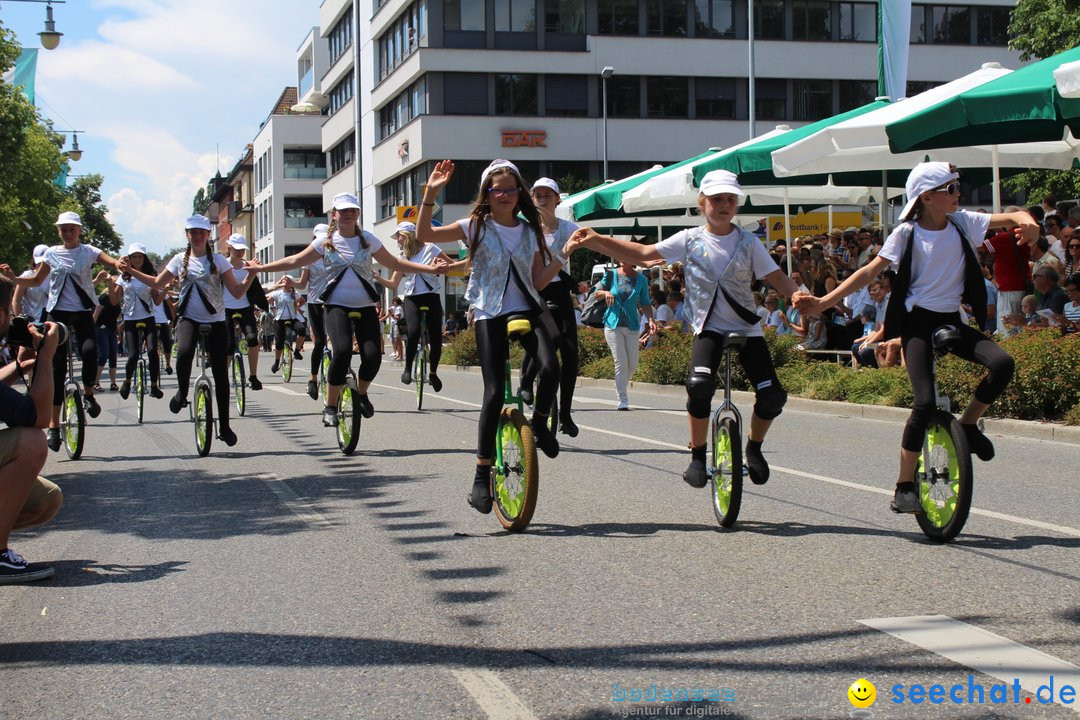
[541,220,578,285]
[50,243,102,312]
[654,227,778,337]
[224,265,251,310]
[153,298,169,324]
[165,252,233,323]
[457,218,534,321]
[878,210,990,314]
[116,276,155,321]
[310,232,383,308]
[269,289,297,320]
[654,304,675,324]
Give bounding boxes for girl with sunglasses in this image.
[795,162,1039,515]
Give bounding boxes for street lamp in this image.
[600,66,614,181]
[4,0,67,50]
[56,129,83,160]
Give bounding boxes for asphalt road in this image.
[2,350,1078,720]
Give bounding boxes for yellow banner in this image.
[396,206,418,223]
[766,211,872,243]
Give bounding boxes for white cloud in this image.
[36,40,198,92]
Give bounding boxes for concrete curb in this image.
[445,364,1080,444]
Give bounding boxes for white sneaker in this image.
[616,400,629,411]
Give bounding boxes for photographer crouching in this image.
[0,275,64,583]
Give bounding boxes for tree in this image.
[192,185,211,215]
[1002,1,1080,200]
[65,174,122,255]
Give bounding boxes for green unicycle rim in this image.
[917,424,961,527]
[494,421,527,518]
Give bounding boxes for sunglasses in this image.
[933,182,960,196]
[1070,244,1080,249]
[487,187,519,197]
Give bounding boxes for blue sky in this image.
[2,0,319,255]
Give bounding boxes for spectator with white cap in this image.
[4,211,123,452]
[111,242,165,400]
[119,215,256,447]
[795,161,1038,516]
[374,220,450,392]
[246,193,447,428]
[12,244,49,321]
[223,233,263,390]
[294,223,330,399]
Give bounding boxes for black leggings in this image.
[403,293,443,374]
[122,320,160,386]
[48,309,97,406]
[688,332,784,420]
[324,305,381,386]
[158,322,173,360]
[520,281,579,415]
[476,312,559,459]
[175,319,232,428]
[307,303,326,376]
[274,318,305,351]
[225,307,258,354]
[900,307,1014,452]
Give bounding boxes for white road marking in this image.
[255,473,331,529]
[263,385,310,398]
[861,615,1080,713]
[450,669,538,720]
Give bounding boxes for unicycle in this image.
[57,324,85,460]
[709,333,747,528]
[190,325,215,457]
[414,305,428,410]
[229,312,247,416]
[913,325,973,543]
[133,322,149,424]
[280,320,295,383]
[334,312,365,455]
[490,314,540,532]
[319,345,332,403]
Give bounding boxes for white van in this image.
[590,262,617,286]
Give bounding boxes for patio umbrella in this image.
[1054,59,1080,99]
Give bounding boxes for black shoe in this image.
[83,393,101,419]
[962,423,995,462]
[530,416,560,458]
[0,549,54,585]
[357,394,374,419]
[307,380,318,400]
[46,428,61,452]
[467,479,493,514]
[169,392,187,414]
[165,365,173,375]
[150,386,164,399]
[218,426,238,447]
[119,381,131,400]
[890,483,921,514]
[322,406,338,427]
[429,373,442,392]
[294,350,303,361]
[683,458,708,488]
[518,386,534,406]
[271,359,280,374]
[745,441,770,485]
[249,377,262,390]
[559,414,578,437]
[401,370,412,385]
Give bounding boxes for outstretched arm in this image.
[564,227,663,265]
[246,245,322,274]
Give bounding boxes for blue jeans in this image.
[96,326,118,369]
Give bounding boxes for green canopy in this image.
[887,46,1080,152]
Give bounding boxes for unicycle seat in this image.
[932,325,961,356]
[717,332,746,352]
[506,315,532,338]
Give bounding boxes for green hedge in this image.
[440,325,1080,422]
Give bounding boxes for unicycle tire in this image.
[415,350,426,410]
[710,415,743,528]
[337,379,361,455]
[232,353,246,416]
[194,381,213,457]
[547,396,559,436]
[281,346,293,383]
[915,410,972,543]
[492,407,539,532]
[61,385,85,460]
[319,351,331,403]
[135,358,147,424]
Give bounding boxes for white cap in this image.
[55,211,82,226]
[899,161,959,222]
[698,169,746,199]
[227,234,248,250]
[32,244,49,261]
[480,159,520,188]
[313,223,329,236]
[125,242,148,256]
[531,177,560,195]
[332,192,361,210]
[392,221,417,237]
[185,214,212,231]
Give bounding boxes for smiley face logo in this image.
[848,678,876,708]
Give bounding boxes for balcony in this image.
[299,66,315,99]
[284,213,329,229]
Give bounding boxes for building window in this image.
[445,0,486,30]
[932,5,970,44]
[328,135,355,176]
[646,0,687,36]
[283,150,327,180]
[602,76,641,118]
[442,160,491,204]
[597,0,639,35]
[378,165,430,220]
[379,77,428,140]
[754,0,784,39]
[328,76,354,115]
[838,79,875,111]
[495,0,537,31]
[906,79,940,97]
[910,4,926,43]
[378,1,427,81]
[755,78,786,120]
[284,197,327,229]
[693,0,732,37]
[838,2,875,42]
[647,76,688,118]
[695,77,736,119]
[327,11,353,64]
[793,79,832,120]
[495,74,538,115]
[976,6,1009,46]
[792,0,830,41]
[544,0,585,33]
[545,75,588,116]
[444,73,489,114]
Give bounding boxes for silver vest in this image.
[45,244,99,312]
[464,219,543,316]
[121,277,155,319]
[178,253,226,317]
[272,290,298,320]
[399,244,444,296]
[683,227,760,335]
[319,231,377,304]
[306,256,328,304]
[19,270,48,319]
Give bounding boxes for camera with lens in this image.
[5,315,64,349]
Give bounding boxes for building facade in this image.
[210,145,255,256]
